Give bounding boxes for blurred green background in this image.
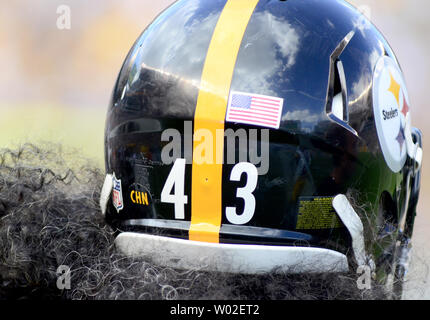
[0,0,174,167]
[0,0,428,298]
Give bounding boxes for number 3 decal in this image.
[225,162,258,225]
[161,160,258,224]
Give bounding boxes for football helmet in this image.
[100,0,422,288]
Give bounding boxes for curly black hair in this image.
[0,143,389,300]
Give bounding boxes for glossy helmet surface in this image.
[103,0,422,270]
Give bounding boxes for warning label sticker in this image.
[296,196,343,230]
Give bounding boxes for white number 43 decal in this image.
[161,159,258,225]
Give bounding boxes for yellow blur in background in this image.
[0,0,175,167]
[0,103,104,165]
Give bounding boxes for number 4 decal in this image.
[160,158,188,219]
[161,160,258,224]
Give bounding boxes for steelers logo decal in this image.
[373,56,410,173]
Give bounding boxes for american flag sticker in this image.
[226,91,284,129]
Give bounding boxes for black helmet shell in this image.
[103,0,421,258]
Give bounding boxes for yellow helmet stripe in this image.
[190,0,259,243]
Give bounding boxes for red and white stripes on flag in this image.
[225,91,284,129]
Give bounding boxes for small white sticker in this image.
[112,173,124,213]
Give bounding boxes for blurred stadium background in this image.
[0,0,428,299]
